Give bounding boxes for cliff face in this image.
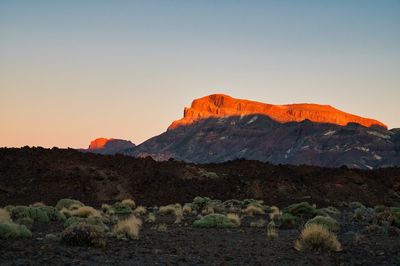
[88,138,112,149]
[168,94,387,130]
[87,138,135,155]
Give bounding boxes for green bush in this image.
[390,207,400,213]
[55,199,84,210]
[11,206,50,223]
[0,223,32,239]
[112,202,133,215]
[64,217,109,232]
[223,199,242,209]
[192,197,214,211]
[349,202,365,210]
[192,214,235,228]
[61,223,106,247]
[319,206,341,217]
[353,207,376,224]
[374,205,386,213]
[283,202,317,219]
[16,217,34,229]
[278,213,299,229]
[305,215,340,232]
[40,206,66,221]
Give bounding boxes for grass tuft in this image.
[113,215,142,240]
[294,224,342,252]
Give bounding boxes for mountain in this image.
[169,94,387,129]
[124,94,400,169]
[85,137,135,155]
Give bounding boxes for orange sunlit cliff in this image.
[88,138,113,149]
[168,94,387,130]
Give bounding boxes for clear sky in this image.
[1,0,399,148]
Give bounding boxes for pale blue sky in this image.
[1,0,399,148]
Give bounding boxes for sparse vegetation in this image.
[269,206,280,221]
[64,216,109,231]
[55,199,84,211]
[133,206,147,216]
[283,202,317,219]
[2,196,399,264]
[243,204,265,216]
[182,204,193,215]
[121,199,136,209]
[10,206,50,223]
[146,213,156,223]
[294,224,342,252]
[278,213,299,229]
[113,215,143,240]
[0,223,32,239]
[0,208,11,223]
[70,206,101,218]
[320,206,341,217]
[112,202,133,215]
[174,207,183,224]
[193,214,235,228]
[101,204,113,214]
[154,223,168,232]
[159,204,178,215]
[61,223,106,247]
[267,221,278,239]
[201,206,215,215]
[349,202,365,210]
[250,219,266,228]
[305,215,340,232]
[226,213,241,227]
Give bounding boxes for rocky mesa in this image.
[169,94,387,130]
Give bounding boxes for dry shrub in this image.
[226,213,241,227]
[201,206,214,215]
[70,206,101,218]
[269,206,281,221]
[267,221,278,239]
[113,215,142,240]
[60,207,72,217]
[101,204,112,212]
[243,205,265,216]
[69,203,84,211]
[133,206,147,216]
[250,219,266,228]
[0,209,11,223]
[121,199,136,209]
[159,205,177,215]
[294,224,342,252]
[61,223,105,247]
[146,213,156,223]
[182,204,192,215]
[155,223,168,232]
[174,207,183,224]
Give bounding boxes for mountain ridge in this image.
[83,94,399,169]
[169,94,387,130]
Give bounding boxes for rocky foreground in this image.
[1,198,399,266]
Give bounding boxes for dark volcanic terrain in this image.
[1,147,399,207]
[1,147,400,266]
[1,214,400,266]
